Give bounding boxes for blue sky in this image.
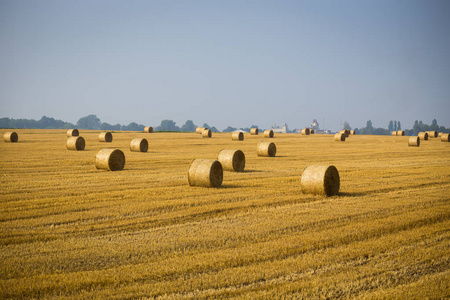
[1,0,449,131]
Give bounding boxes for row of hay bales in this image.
[195,127,276,140]
[408,132,450,146]
[334,129,356,142]
[65,130,149,152]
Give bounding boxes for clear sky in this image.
[1,0,449,131]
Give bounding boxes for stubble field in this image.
[1,129,449,299]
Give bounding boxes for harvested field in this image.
[0,130,449,299]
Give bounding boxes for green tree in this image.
[388,120,394,132]
[156,120,180,131]
[180,120,196,132]
[222,126,237,132]
[77,115,101,130]
[343,121,352,130]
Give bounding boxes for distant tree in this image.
[222,126,237,132]
[388,120,394,132]
[0,118,10,128]
[430,119,439,131]
[122,122,144,131]
[343,121,352,130]
[100,122,121,130]
[156,119,180,131]
[394,120,397,131]
[180,120,196,132]
[209,126,219,132]
[77,115,101,130]
[397,121,401,130]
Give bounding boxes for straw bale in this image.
[441,133,450,142]
[257,141,276,157]
[67,129,79,137]
[301,165,340,197]
[408,136,420,147]
[310,129,315,134]
[334,133,346,141]
[66,136,85,151]
[99,132,113,142]
[302,128,310,135]
[264,130,274,138]
[397,130,405,136]
[427,131,437,138]
[232,132,244,141]
[350,130,356,135]
[202,129,212,138]
[130,138,148,152]
[250,128,259,135]
[418,132,428,140]
[95,149,125,171]
[3,132,18,143]
[188,159,223,187]
[438,132,443,137]
[218,149,245,172]
[144,126,153,133]
[196,127,207,134]
[392,131,397,136]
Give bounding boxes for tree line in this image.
[342,119,449,135]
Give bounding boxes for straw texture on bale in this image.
[130,138,148,152]
[196,127,207,134]
[99,132,113,142]
[66,136,85,151]
[418,132,428,140]
[188,159,223,187]
[334,133,346,141]
[392,131,397,136]
[250,128,259,135]
[438,132,443,137]
[397,130,405,136]
[301,165,340,197]
[427,131,437,138]
[264,130,274,138]
[218,149,245,172]
[301,128,310,135]
[408,136,420,147]
[67,129,79,137]
[144,126,153,133]
[257,141,276,157]
[441,133,450,142]
[339,130,350,137]
[95,149,125,171]
[232,132,244,141]
[3,132,18,143]
[350,130,356,135]
[202,129,212,138]
[310,129,315,134]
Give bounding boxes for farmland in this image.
[1,129,449,299]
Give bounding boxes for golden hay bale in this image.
[438,132,443,137]
[218,149,245,172]
[99,132,113,142]
[418,132,428,140]
[232,132,244,141]
[310,129,315,134]
[95,149,125,171]
[408,136,420,147]
[3,132,18,143]
[264,130,274,138]
[397,130,405,136]
[334,133,345,141]
[188,159,223,187]
[441,133,450,142]
[301,128,310,135]
[196,127,207,134]
[67,129,79,137]
[339,130,350,137]
[392,131,397,136]
[144,126,153,133]
[202,129,212,138]
[130,138,148,152]
[250,128,259,135]
[301,165,340,197]
[66,136,85,151]
[257,141,276,157]
[427,131,437,138]
[350,130,356,135]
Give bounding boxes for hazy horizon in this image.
[1,0,449,131]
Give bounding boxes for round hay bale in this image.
[264,130,274,138]
[350,130,356,135]
[188,159,223,187]
[232,132,244,141]
[408,136,420,147]
[250,128,259,135]
[67,129,79,137]
[392,131,397,136]
[3,132,18,143]
[339,130,350,137]
[397,130,405,136]
[99,132,113,142]
[334,133,345,141]
[196,127,207,134]
[130,138,148,152]
[418,132,428,140]
[66,136,85,151]
[218,149,245,172]
[202,129,212,138]
[427,131,437,138]
[441,133,450,142]
[257,141,276,157]
[95,149,125,171]
[310,129,315,134]
[144,126,153,133]
[301,165,340,197]
[301,128,310,135]
[438,132,443,137]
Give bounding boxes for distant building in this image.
[272,123,289,133]
[311,119,319,130]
